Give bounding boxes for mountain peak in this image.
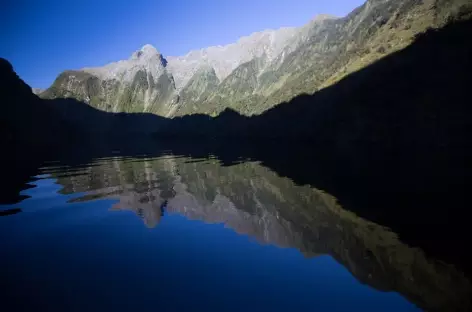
[141,44,159,55]
[81,43,167,85]
[130,44,160,60]
[311,14,337,22]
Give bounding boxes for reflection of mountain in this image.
[49,155,471,312]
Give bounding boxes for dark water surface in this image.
[1,150,470,311]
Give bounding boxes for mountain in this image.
[41,44,178,116]
[40,0,472,117]
[0,56,172,154]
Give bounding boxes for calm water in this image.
[1,153,470,311]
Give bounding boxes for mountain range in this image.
[40,0,471,117]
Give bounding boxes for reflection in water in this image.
[1,154,471,311]
[0,207,22,216]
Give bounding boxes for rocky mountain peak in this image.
[141,44,159,54]
[130,44,161,60]
[82,43,168,84]
[311,14,338,22]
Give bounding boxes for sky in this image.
[1,0,365,89]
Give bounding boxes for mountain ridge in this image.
[39,0,471,117]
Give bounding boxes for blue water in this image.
[0,156,424,311]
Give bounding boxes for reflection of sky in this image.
[0,177,419,311]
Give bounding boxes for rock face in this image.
[42,0,471,117]
[166,27,298,90]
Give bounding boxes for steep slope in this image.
[180,0,471,115]
[173,65,220,116]
[176,57,267,116]
[259,0,471,112]
[0,58,78,151]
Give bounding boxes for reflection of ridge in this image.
[49,155,471,312]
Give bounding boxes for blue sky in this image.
[1,0,364,89]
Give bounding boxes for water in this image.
[1,152,470,311]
